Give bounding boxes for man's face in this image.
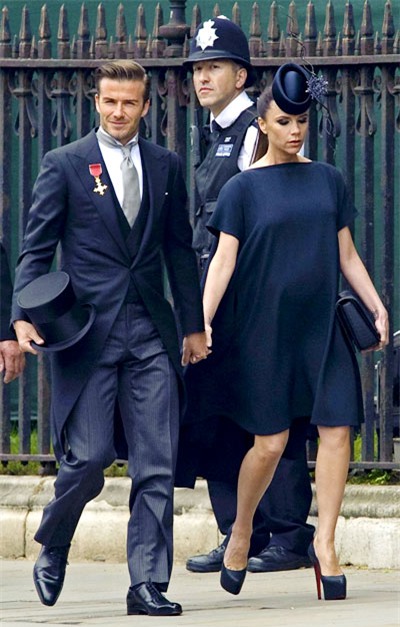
[95,78,150,145]
[192,59,247,117]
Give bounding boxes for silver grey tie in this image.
[97,128,141,227]
[120,144,141,227]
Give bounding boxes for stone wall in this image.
[1,477,399,569]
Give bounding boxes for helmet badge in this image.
[195,19,219,50]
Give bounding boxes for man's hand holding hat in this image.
[13,320,44,355]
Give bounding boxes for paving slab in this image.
[1,560,399,627]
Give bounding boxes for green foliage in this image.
[1,428,396,483]
[352,432,378,462]
[0,459,128,477]
[104,463,128,477]
[348,469,398,485]
[0,427,42,475]
[0,460,41,475]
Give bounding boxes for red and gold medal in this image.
[89,163,108,196]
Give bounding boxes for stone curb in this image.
[0,477,399,569]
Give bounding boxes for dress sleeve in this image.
[335,169,358,231]
[206,175,245,241]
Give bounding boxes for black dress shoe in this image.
[186,541,226,573]
[247,545,312,573]
[33,544,70,606]
[126,582,182,616]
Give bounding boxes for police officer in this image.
[179,16,314,574]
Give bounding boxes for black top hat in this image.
[185,17,255,88]
[272,63,312,115]
[17,271,96,353]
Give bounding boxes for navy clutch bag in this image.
[336,290,380,352]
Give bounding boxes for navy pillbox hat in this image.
[185,17,255,88]
[272,63,312,114]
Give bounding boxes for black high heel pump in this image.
[220,530,247,595]
[220,562,247,595]
[308,542,347,601]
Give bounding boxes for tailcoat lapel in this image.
[132,138,169,266]
[67,130,130,262]
[66,132,171,267]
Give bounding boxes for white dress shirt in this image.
[97,127,143,208]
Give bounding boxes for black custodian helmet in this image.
[185,16,255,88]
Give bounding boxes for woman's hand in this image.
[338,227,390,352]
[373,307,389,351]
[205,323,212,349]
[362,306,389,353]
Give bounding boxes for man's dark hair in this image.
[95,60,150,102]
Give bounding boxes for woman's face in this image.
[258,100,309,156]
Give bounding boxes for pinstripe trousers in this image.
[34,303,180,590]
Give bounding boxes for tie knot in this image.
[121,144,133,158]
[97,127,138,153]
[120,141,138,169]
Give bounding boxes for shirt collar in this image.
[98,126,139,148]
[210,92,254,130]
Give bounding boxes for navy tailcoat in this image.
[12,130,204,459]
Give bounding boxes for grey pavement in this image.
[1,559,399,627]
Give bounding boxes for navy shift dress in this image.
[196,161,364,435]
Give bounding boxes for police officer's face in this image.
[193,60,247,117]
[95,78,150,145]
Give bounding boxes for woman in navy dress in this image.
[200,63,388,600]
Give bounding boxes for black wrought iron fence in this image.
[0,0,399,473]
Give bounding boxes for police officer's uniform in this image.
[194,101,258,268]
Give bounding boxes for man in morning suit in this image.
[176,16,314,574]
[12,60,208,616]
[0,242,25,383]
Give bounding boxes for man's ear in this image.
[141,99,150,118]
[236,67,248,90]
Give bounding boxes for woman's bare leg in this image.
[314,425,350,575]
[224,429,289,570]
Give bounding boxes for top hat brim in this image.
[184,50,256,87]
[31,303,96,353]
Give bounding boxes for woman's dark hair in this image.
[95,60,151,102]
[257,86,274,119]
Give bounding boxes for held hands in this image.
[0,340,26,383]
[13,320,45,355]
[205,323,212,348]
[181,331,212,366]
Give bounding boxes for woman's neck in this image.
[262,147,302,166]
[251,149,310,169]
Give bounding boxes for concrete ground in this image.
[1,559,399,627]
